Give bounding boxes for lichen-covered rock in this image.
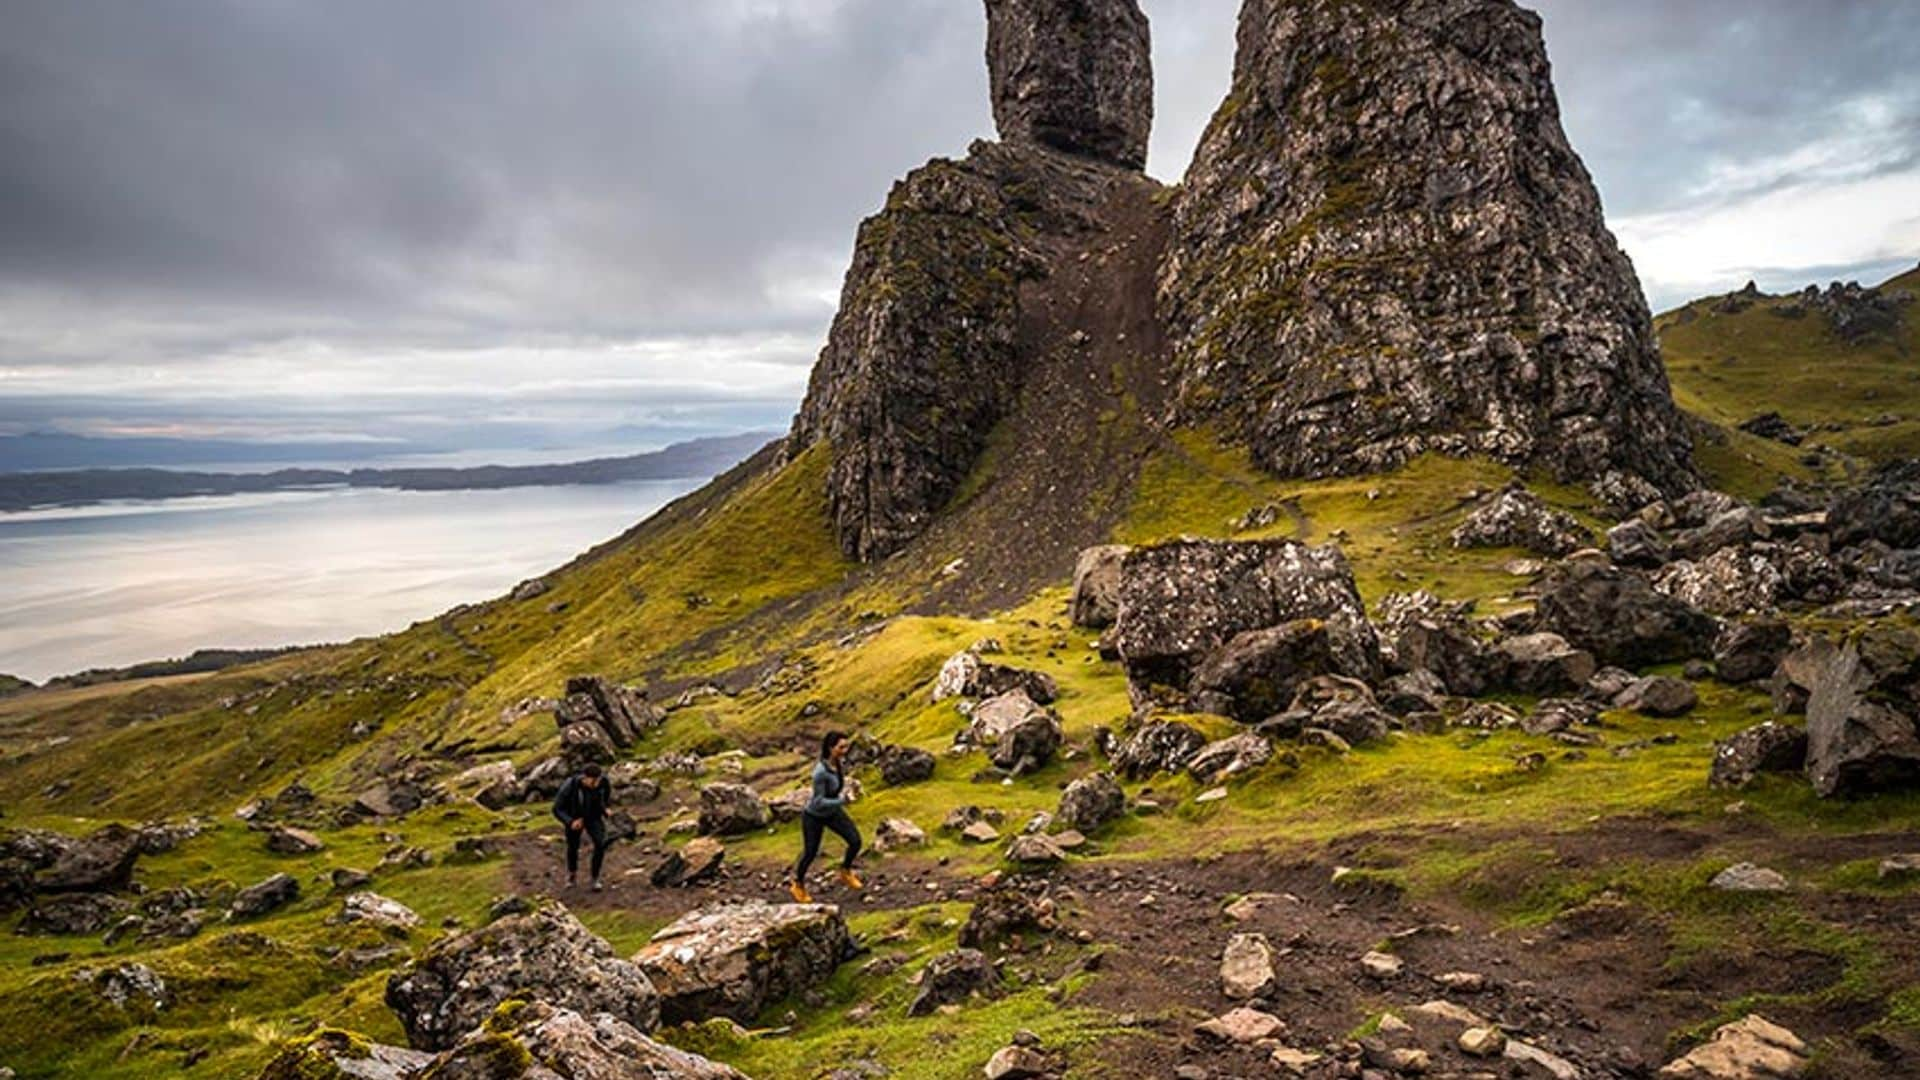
[963,689,1064,772]
[1109,720,1207,780]
[1535,562,1718,668]
[1158,0,1694,497]
[1375,591,1490,696]
[1450,487,1592,556]
[651,837,726,888]
[1654,548,1786,617]
[1831,458,1920,550]
[1070,544,1132,629]
[1113,539,1380,707]
[985,0,1153,169]
[331,892,420,931]
[1491,632,1596,696]
[559,721,618,771]
[959,883,1057,949]
[1189,620,1345,723]
[385,902,659,1050]
[425,1001,748,1080]
[876,744,937,786]
[908,948,1002,1016]
[15,892,130,936]
[633,900,851,1025]
[1220,932,1277,999]
[1803,639,1920,798]
[1056,772,1126,833]
[254,1030,433,1080]
[1709,722,1808,790]
[933,650,1059,705]
[1608,519,1670,569]
[698,783,771,837]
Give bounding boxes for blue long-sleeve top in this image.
[804,759,847,818]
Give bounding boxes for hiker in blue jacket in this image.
[787,731,863,903]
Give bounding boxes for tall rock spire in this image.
[985,0,1154,170]
[1159,0,1695,505]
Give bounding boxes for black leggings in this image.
[565,820,608,879]
[794,809,861,880]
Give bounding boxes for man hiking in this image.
[787,731,863,903]
[552,762,612,891]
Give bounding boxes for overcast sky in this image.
[2,0,1917,456]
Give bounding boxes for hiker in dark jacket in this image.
[552,763,613,891]
[787,731,864,903]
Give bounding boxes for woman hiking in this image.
[787,731,864,903]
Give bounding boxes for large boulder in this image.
[1830,459,1920,550]
[1715,619,1792,685]
[1109,720,1207,780]
[933,650,1059,705]
[984,0,1153,170]
[1654,548,1785,617]
[877,744,937,786]
[554,675,664,749]
[1614,676,1698,718]
[33,824,141,894]
[1189,620,1344,723]
[1803,639,1920,798]
[1710,723,1809,790]
[1156,0,1696,498]
[424,1001,748,1080]
[560,721,619,771]
[1535,562,1718,669]
[963,689,1064,772]
[16,892,130,936]
[1113,539,1380,707]
[1492,633,1596,696]
[385,903,660,1050]
[1070,544,1132,628]
[1450,487,1592,556]
[698,783,771,837]
[1056,772,1126,833]
[633,900,851,1025]
[1608,519,1670,569]
[1375,591,1490,696]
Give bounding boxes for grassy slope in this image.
[8,274,1920,1076]
[1661,266,1920,473]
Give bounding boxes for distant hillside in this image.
[0,431,776,512]
[1660,265,1920,471]
[0,673,34,697]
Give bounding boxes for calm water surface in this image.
[0,480,701,683]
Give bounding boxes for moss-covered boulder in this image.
[633,900,850,1025]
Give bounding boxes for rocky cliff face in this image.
[1159,0,1695,502]
[788,0,1156,563]
[795,0,1698,564]
[986,0,1154,170]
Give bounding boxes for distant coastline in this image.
[0,431,776,513]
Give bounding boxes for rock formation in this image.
[985,0,1153,169]
[633,901,851,1025]
[1158,0,1694,499]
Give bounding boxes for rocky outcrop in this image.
[554,675,663,749]
[429,1001,749,1080]
[962,689,1065,772]
[933,650,1059,705]
[1109,720,1207,779]
[787,134,1145,561]
[698,783,771,837]
[1710,722,1808,790]
[986,0,1152,170]
[1376,591,1489,696]
[1189,620,1346,723]
[1158,0,1694,499]
[385,903,660,1050]
[1450,487,1592,556]
[1070,544,1132,628]
[633,901,851,1025]
[1715,619,1791,684]
[1535,562,1718,669]
[1113,539,1379,711]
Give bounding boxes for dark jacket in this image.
[552,775,612,827]
[805,759,848,818]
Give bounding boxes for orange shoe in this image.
[836,868,864,891]
[787,879,813,904]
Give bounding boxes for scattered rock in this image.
[264,826,324,856]
[1195,1007,1285,1044]
[555,675,664,749]
[74,962,169,1011]
[909,947,1002,1016]
[1615,676,1699,717]
[697,782,771,837]
[1803,639,1920,797]
[1109,720,1206,779]
[1220,932,1277,999]
[1878,854,1920,881]
[1359,950,1403,979]
[1056,772,1126,833]
[229,873,300,920]
[1459,1026,1507,1058]
[331,892,420,930]
[1710,863,1789,894]
[16,893,130,935]
[1186,733,1274,784]
[877,745,937,786]
[1493,632,1597,695]
[430,1000,747,1080]
[874,818,928,852]
[385,902,661,1050]
[1715,619,1792,684]
[1536,562,1718,669]
[1657,1014,1810,1079]
[254,1030,434,1080]
[962,821,1002,845]
[933,650,1059,705]
[960,885,1057,948]
[651,837,726,888]
[1709,722,1808,790]
[964,689,1065,772]
[1006,834,1068,865]
[983,1043,1050,1080]
[33,825,141,895]
[634,900,851,1025]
